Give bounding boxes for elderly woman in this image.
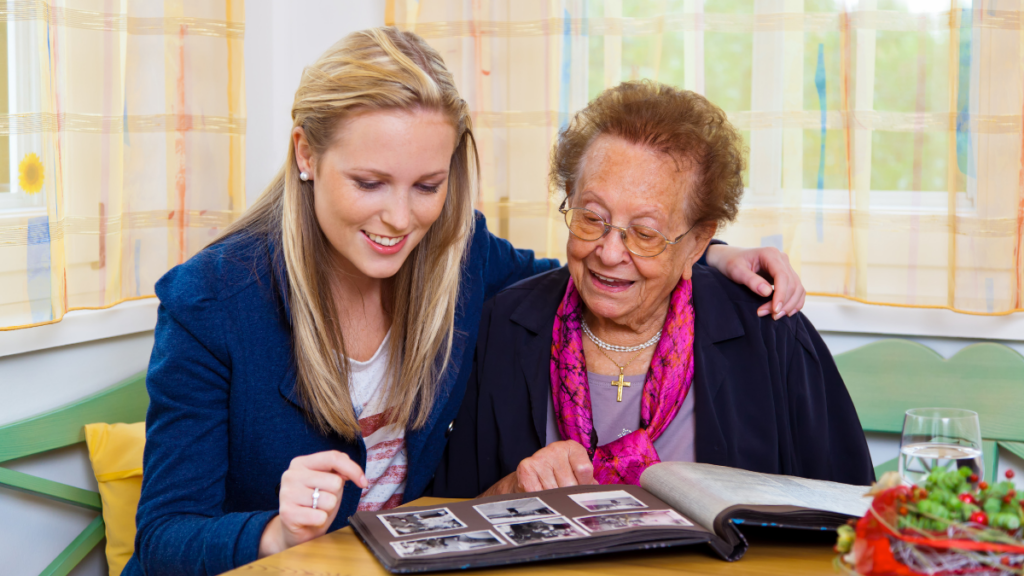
[432,81,874,497]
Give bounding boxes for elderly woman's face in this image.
[566,134,712,330]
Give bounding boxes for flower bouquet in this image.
[836,468,1024,575]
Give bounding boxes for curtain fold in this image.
[390,0,1024,316]
[0,0,244,330]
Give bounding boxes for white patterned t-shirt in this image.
[348,331,407,511]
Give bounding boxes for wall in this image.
[0,333,154,576]
[0,1,386,574]
[245,0,386,206]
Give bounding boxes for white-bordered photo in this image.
[390,530,506,557]
[493,516,587,546]
[378,507,467,537]
[568,490,647,512]
[472,497,558,524]
[575,509,693,533]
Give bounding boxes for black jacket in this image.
[431,265,874,497]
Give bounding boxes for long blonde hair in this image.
[221,27,477,440]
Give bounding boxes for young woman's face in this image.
[294,108,457,281]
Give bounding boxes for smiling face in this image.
[294,107,457,281]
[566,134,714,332]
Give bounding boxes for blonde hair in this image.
[221,27,476,440]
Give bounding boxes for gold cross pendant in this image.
[612,369,630,402]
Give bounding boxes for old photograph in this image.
[493,516,587,546]
[575,509,693,533]
[379,507,467,537]
[390,530,506,558]
[569,490,648,512]
[473,497,557,524]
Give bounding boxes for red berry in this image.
[1007,470,1016,479]
[980,481,990,490]
[1003,556,1012,566]
[970,474,980,483]
[959,493,977,504]
[1005,495,1014,504]
[1010,490,1017,498]
[899,506,908,515]
[970,511,989,525]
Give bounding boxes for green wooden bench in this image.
[835,339,1024,482]
[0,372,149,576]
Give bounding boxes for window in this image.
[1,19,45,215]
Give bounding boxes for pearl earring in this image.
[299,171,309,182]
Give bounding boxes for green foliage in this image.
[835,524,856,554]
[898,467,1024,536]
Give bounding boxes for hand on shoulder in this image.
[705,244,806,320]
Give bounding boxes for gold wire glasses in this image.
[558,198,694,258]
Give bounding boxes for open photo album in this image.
[349,462,873,573]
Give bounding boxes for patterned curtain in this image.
[0,0,244,330]
[389,0,1024,315]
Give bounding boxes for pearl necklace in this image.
[581,318,662,353]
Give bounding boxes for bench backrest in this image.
[0,372,149,576]
[834,339,1024,481]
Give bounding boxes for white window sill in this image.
[804,296,1024,342]
[0,293,1020,358]
[0,298,159,358]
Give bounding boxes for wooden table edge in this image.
[225,497,841,575]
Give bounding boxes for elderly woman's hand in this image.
[705,244,806,320]
[481,441,597,496]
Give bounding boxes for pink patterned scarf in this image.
[550,277,696,485]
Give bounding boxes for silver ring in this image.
[311,487,320,510]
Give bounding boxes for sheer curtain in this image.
[0,0,244,330]
[389,0,1024,315]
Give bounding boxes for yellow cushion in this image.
[84,422,145,576]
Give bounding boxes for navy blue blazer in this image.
[123,213,558,576]
[430,265,875,498]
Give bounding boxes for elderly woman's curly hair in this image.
[551,80,745,227]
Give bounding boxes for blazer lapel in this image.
[406,314,474,471]
[278,366,302,408]
[692,339,729,464]
[518,330,554,444]
[690,265,745,466]
[509,267,571,447]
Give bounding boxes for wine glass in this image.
[899,408,984,486]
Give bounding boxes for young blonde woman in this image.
[124,28,806,575]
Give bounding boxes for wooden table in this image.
[225,498,841,576]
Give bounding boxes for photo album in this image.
[349,462,873,573]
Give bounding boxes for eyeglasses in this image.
[558,197,694,258]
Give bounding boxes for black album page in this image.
[349,484,719,573]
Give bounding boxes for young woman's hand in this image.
[705,244,806,320]
[258,451,368,558]
[482,440,596,496]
